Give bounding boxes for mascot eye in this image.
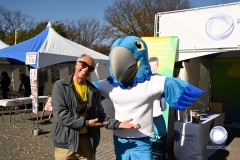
[135,41,143,49]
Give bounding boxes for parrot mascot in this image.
[93,36,205,160]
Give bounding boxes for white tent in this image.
[0,39,10,64]
[0,22,110,83]
[0,22,109,69]
[0,22,110,96]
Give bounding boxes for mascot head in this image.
[107,36,152,89]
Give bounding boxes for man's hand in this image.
[88,118,108,127]
[118,118,140,129]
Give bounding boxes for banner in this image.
[26,52,37,65]
[30,68,38,114]
[142,36,178,159]
[157,3,240,50]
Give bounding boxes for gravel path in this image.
[0,111,115,160]
[0,110,240,160]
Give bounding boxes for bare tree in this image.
[104,0,138,37]
[0,5,37,45]
[63,17,108,49]
[153,0,191,11]
[63,19,79,42]
[104,0,191,38]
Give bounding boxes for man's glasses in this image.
[78,61,95,72]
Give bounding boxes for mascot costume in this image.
[94,36,205,160]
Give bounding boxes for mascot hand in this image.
[164,77,205,110]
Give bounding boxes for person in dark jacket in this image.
[0,71,11,99]
[52,54,139,160]
[18,73,31,97]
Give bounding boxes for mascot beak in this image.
[110,47,138,82]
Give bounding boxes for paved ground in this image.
[0,110,240,160]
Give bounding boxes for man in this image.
[52,54,139,160]
[149,56,167,112]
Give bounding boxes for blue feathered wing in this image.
[164,77,205,110]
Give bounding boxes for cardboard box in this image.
[210,102,223,113]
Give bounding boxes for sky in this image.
[0,0,240,24]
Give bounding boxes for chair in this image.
[40,95,52,123]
